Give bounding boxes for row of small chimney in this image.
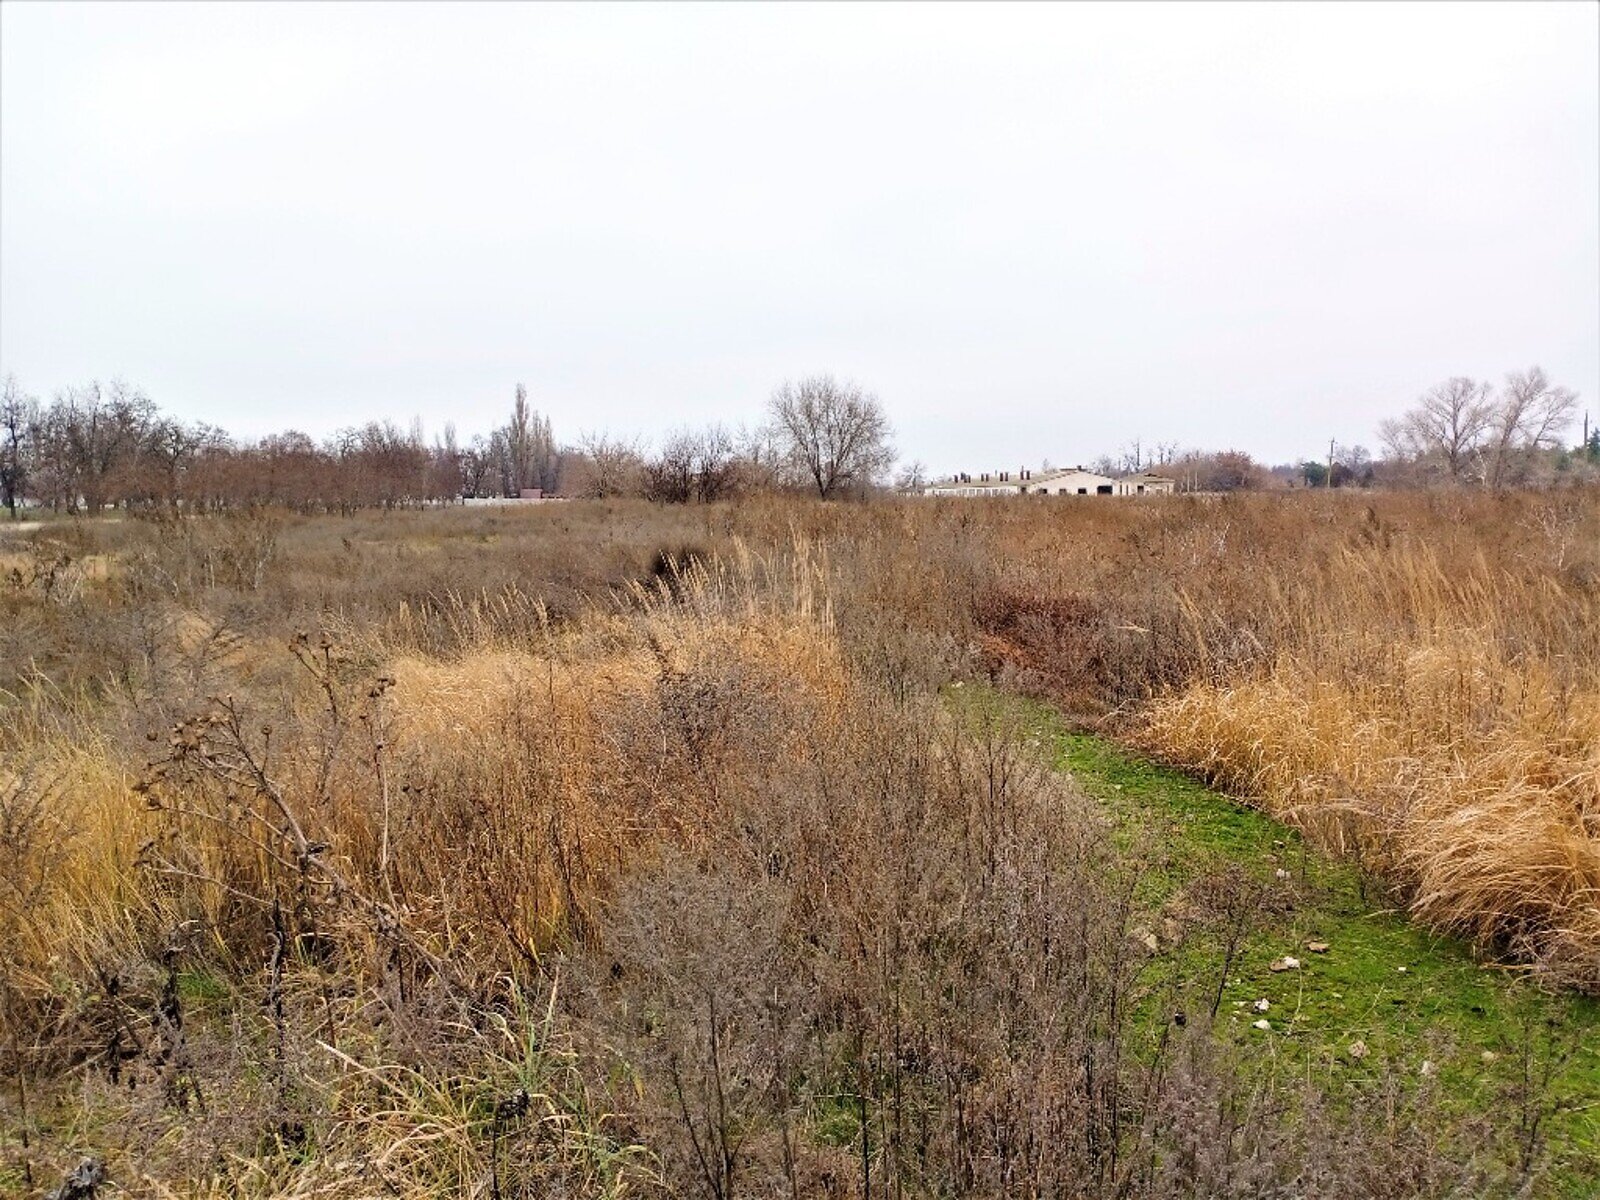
[952,468,1038,484]
[949,466,1090,484]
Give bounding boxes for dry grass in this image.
[3,542,844,1000]
[3,547,853,1195]
[1140,538,1600,987]
[3,489,1598,1196]
[832,488,1600,988]
[7,494,1600,996]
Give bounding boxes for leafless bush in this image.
[642,426,742,504]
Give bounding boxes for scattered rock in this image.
[48,1158,105,1200]
[1274,868,1291,880]
[1253,998,1271,1012]
[1481,1050,1498,1063]
[1347,1040,1368,1060]
[1420,1060,1437,1077]
[1252,1019,1271,1031]
[1397,966,1408,973]
[1306,941,1330,953]
[1269,955,1301,972]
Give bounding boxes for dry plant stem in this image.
[145,686,464,994]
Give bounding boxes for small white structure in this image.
[1115,471,1177,496]
[1027,468,1122,496]
[923,466,1174,497]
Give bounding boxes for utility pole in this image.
[1327,437,1336,488]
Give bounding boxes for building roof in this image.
[1036,473,1113,486]
[926,466,1176,492]
[929,466,1114,489]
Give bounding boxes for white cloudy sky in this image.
[2,1,1596,470]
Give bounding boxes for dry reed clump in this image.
[2,549,858,1194]
[0,738,167,1061]
[1141,546,1600,989]
[375,597,853,965]
[0,547,852,1057]
[10,973,653,1199]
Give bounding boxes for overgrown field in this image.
[2,489,1598,1197]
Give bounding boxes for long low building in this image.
[924,467,1176,497]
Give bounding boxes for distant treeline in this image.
[1,366,1594,517]
[1,377,468,516]
[0,375,896,515]
[1089,367,1597,493]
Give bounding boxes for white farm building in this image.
[924,467,1175,498]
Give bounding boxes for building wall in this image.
[1034,471,1117,495]
[926,470,1174,497]
[1116,476,1176,495]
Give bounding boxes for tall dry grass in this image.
[5,491,1599,990]
[3,516,1516,1197]
[1,541,874,1195]
[2,542,843,1016]
[798,488,1600,988]
[835,487,1600,989]
[1142,539,1600,987]
[3,489,1598,1195]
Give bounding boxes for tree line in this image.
[1080,365,1594,493]
[0,373,897,517]
[1,364,1591,516]
[1377,366,1593,489]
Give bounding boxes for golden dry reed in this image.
[1142,537,1600,987]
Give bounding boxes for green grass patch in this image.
[177,968,232,1004]
[953,686,1600,1194]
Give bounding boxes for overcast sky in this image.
[2,1,1596,471]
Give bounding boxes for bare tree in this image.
[639,426,745,505]
[767,375,894,499]
[692,424,739,503]
[1379,370,1579,488]
[460,434,495,498]
[1329,443,1374,488]
[1483,366,1579,489]
[503,384,536,494]
[139,419,230,508]
[0,376,34,518]
[643,429,698,504]
[732,422,785,492]
[37,379,160,514]
[1171,449,1271,492]
[574,429,643,498]
[433,422,463,500]
[1379,377,1493,483]
[894,460,928,492]
[496,384,559,494]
